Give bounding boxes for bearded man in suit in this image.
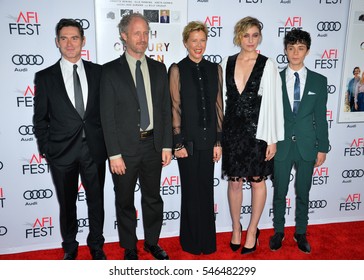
[100,13,172,260]
[269,29,329,254]
[33,18,107,260]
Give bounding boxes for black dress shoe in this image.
[63,252,77,260]
[294,233,311,254]
[144,243,169,260]
[91,249,107,260]
[124,249,138,260]
[269,232,285,251]
[241,228,260,254]
[230,223,242,252]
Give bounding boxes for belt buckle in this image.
[140,130,152,139]
[291,135,296,141]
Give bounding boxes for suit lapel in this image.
[119,54,139,103]
[51,61,75,110]
[296,69,314,117]
[146,57,156,106]
[83,60,92,117]
[281,69,295,119]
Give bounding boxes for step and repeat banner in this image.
[0,0,363,255]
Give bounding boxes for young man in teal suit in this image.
[269,29,329,254]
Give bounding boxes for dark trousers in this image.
[273,142,315,234]
[112,136,163,249]
[178,148,216,255]
[50,140,106,253]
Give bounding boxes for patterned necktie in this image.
[293,72,300,116]
[73,64,85,118]
[136,60,150,130]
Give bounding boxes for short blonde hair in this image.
[233,16,262,46]
[182,21,208,43]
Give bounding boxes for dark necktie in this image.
[293,72,300,116]
[73,64,85,118]
[136,60,150,130]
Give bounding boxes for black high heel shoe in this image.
[229,223,243,252]
[241,228,260,254]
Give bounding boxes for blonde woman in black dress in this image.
[221,16,284,254]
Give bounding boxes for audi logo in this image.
[327,84,336,94]
[214,178,220,187]
[75,18,90,30]
[77,218,89,228]
[0,161,3,170]
[163,211,180,220]
[18,125,34,136]
[23,189,53,200]
[317,21,341,31]
[203,54,222,63]
[12,54,44,66]
[240,205,252,214]
[0,226,8,236]
[342,169,364,178]
[276,54,288,64]
[309,200,327,209]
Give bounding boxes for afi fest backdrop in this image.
[0,0,363,255]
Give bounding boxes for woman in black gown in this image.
[221,16,284,254]
[169,21,223,255]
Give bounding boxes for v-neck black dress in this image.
[221,53,273,180]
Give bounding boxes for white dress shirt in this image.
[286,66,307,111]
[59,57,88,111]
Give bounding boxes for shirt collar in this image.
[287,65,307,79]
[60,57,83,71]
[125,51,146,65]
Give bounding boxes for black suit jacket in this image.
[33,59,107,165]
[100,54,172,157]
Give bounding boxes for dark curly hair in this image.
[284,28,311,50]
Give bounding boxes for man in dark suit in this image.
[33,18,107,260]
[100,13,172,260]
[160,10,170,23]
[269,29,329,254]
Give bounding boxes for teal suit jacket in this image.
[275,67,329,162]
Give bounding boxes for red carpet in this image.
[1,221,363,260]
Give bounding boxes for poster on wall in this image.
[94,0,188,68]
[338,0,364,122]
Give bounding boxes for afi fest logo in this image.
[22,154,49,175]
[312,166,329,186]
[160,175,181,196]
[26,217,54,238]
[319,0,343,4]
[214,203,218,216]
[81,50,90,61]
[327,110,333,129]
[278,17,302,37]
[77,182,87,202]
[339,194,361,212]
[315,49,339,69]
[114,210,140,230]
[0,187,5,208]
[17,85,34,108]
[205,16,222,38]
[269,198,292,217]
[9,11,41,35]
[344,138,364,157]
